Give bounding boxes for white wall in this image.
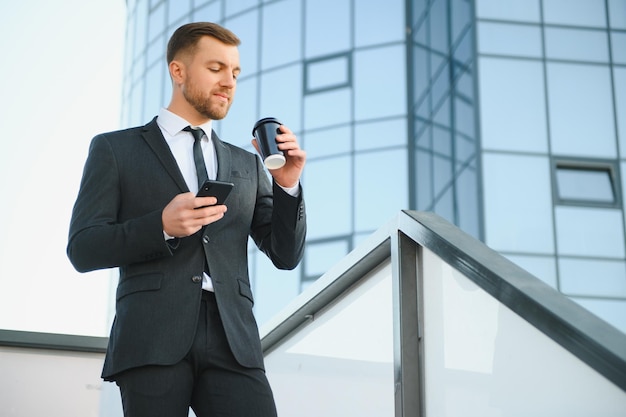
[0,346,122,417]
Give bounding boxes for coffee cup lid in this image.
[253,117,281,134]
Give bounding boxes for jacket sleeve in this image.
[67,134,172,273]
[249,156,306,270]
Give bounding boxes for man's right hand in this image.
[162,192,227,238]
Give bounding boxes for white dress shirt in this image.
[157,108,216,192]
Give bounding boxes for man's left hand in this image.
[252,124,306,188]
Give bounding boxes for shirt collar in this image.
[157,108,213,138]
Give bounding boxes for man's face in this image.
[181,36,240,120]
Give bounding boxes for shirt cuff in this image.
[278,182,300,197]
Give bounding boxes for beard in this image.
[182,81,233,121]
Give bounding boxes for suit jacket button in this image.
[202,236,210,244]
[192,275,202,283]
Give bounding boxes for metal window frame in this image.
[551,157,622,208]
[303,52,353,95]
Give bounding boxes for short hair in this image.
[166,22,241,64]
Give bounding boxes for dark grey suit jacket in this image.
[67,117,306,380]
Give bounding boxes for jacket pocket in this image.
[238,279,254,305]
[116,273,163,300]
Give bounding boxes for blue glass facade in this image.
[476,0,626,332]
[120,0,626,331]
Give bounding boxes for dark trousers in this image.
[115,291,278,417]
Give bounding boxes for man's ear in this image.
[169,60,185,84]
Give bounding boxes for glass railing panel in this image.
[421,247,626,416]
[264,261,394,416]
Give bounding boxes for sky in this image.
[0,0,126,336]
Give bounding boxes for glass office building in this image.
[120,0,626,332]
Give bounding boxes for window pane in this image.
[476,0,540,22]
[355,118,406,151]
[547,63,616,158]
[168,0,191,24]
[543,0,607,27]
[609,0,626,29]
[431,62,451,115]
[225,0,257,16]
[456,66,474,99]
[306,55,350,93]
[434,187,455,224]
[147,2,165,42]
[260,65,303,132]
[129,82,144,126]
[133,0,148,60]
[545,28,609,63]
[478,22,542,58]
[571,298,626,333]
[355,149,408,231]
[413,45,429,104]
[143,63,164,119]
[455,96,475,138]
[483,154,554,253]
[505,254,558,289]
[305,125,351,160]
[305,239,351,277]
[303,156,352,239]
[305,0,350,58]
[193,1,221,21]
[555,207,625,257]
[612,31,626,64]
[146,35,165,68]
[433,125,452,161]
[416,147,434,210]
[453,23,474,64]
[261,0,302,70]
[225,9,260,76]
[250,253,301,325]
[479,58,548,153]
[455,130,476,163]
[451,0,473,43]
[429,0,449,54]
[434,152,453,198]
[556,167,615,204]
[355,0,404,47]
[354,45,407,120]
[559,258,626,297]
[304,88,351,131]
[456,159,480,239]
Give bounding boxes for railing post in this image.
[392,230,424,417]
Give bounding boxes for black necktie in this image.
[183,126,208,188]
[184,126,211,277]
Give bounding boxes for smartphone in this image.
[196,180,234,205]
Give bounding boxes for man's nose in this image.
[220,73,236,88]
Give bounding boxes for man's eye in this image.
[209,68,219,72]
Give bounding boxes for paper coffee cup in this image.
[252,117,286,169]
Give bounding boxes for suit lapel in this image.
[204,131,233,238]
[141,117,189,192]
[212,130,232,182]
